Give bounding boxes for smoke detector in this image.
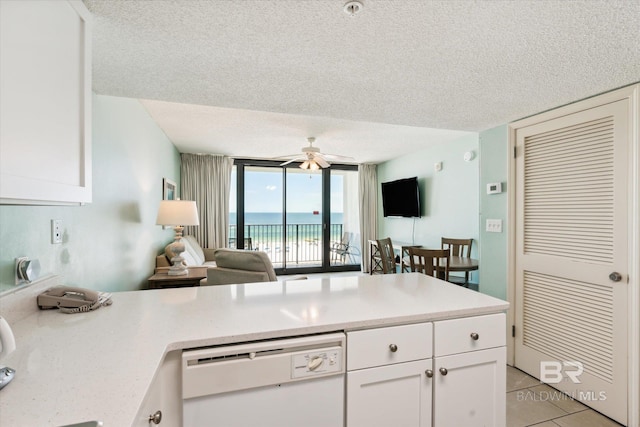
[344,1,363,16]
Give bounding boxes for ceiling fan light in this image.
[309,161,320,171]
[300,160,310,170]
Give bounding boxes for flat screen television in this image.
[381,177,421,217]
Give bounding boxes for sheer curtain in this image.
[181,154,234,249]
[358,163,377,273]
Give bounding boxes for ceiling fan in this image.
[278,137,354,170]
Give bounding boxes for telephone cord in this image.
[59,297,112,314]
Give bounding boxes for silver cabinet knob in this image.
[609,272,622,282]
[389,343,398,352]
[149,410,162,424]
[425,369,433,378]
[470,332,479,340]
[439,367,448,376]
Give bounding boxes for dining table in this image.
[369,239,479,279]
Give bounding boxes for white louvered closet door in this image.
[514,99,629,425]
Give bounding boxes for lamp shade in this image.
[156,200,200,226]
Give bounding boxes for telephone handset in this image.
[37,286,113,314]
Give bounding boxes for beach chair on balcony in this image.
[228,237,253,250]
[331,232,358,264]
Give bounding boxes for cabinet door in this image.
[0,0,92,205]
[433,347,506,427]
[134,351,182,426]
[347,359,432,427]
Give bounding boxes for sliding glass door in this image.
[230,160,360,274]
[285,167,323,269]
[329,169,361,267]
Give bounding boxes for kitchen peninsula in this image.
[0,273,509,426]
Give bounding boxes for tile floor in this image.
[507,366,623,427]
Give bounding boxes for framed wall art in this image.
[163,178,176,201]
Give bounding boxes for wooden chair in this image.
[407,247,450,281]
[375,238,397,274]
[441,237,472,286]
[401,245,422,272]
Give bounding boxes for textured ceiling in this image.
[84,0,640,163]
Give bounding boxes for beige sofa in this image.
[207,248,307,285]
[207,248,276,285]
[156,235,217,269]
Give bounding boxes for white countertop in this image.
[0,273,508,426]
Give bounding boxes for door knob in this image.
[439,367,448,376]
[609,272,623,282]
[470,332,479,340]
[425,369,433,378]
[389,344,398,352]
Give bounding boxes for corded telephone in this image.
[37,286,113,314]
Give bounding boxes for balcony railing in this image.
[229,223,350,266]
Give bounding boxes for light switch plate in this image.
[486,219,502,233]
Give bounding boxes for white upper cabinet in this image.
[0,0,92,205]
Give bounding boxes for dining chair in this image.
[441,237,472,286]
[401,245,422,272]
[375,238,397,274]
[407,247,450,281]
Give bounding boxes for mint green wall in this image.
[377,134,480,283]
[478,125,509,299]
[0,94,180,293]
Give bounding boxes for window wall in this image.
[230,160,360,274]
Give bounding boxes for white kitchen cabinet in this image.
[433,347,506,427]
[347,313,506,427]
[432,313,506,427]
[347,359,433,427]
[0,0,92,205]
[347,323,434,427]
[134,351,182,426]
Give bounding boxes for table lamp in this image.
[156,200,200,276]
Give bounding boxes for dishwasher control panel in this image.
[291,346,343,379]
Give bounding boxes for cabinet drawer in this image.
[434,313,505,357]
[347,323,432,370]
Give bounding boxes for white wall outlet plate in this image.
[486,219,503,233]
[51,219,63,244]
[434,162,443,172]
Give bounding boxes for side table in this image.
[147,266,208,289]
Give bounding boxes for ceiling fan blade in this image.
[314,156,331,168]
[270,153,303,160]
[280,157,304,166]
[322,153,355,161]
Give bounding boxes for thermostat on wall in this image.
[486,182,502,194]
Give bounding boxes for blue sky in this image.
[230,169,344,213]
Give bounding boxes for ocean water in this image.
[229,212,343,225]
[229,212,344,243]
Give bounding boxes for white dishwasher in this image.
[182,332,345,427]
